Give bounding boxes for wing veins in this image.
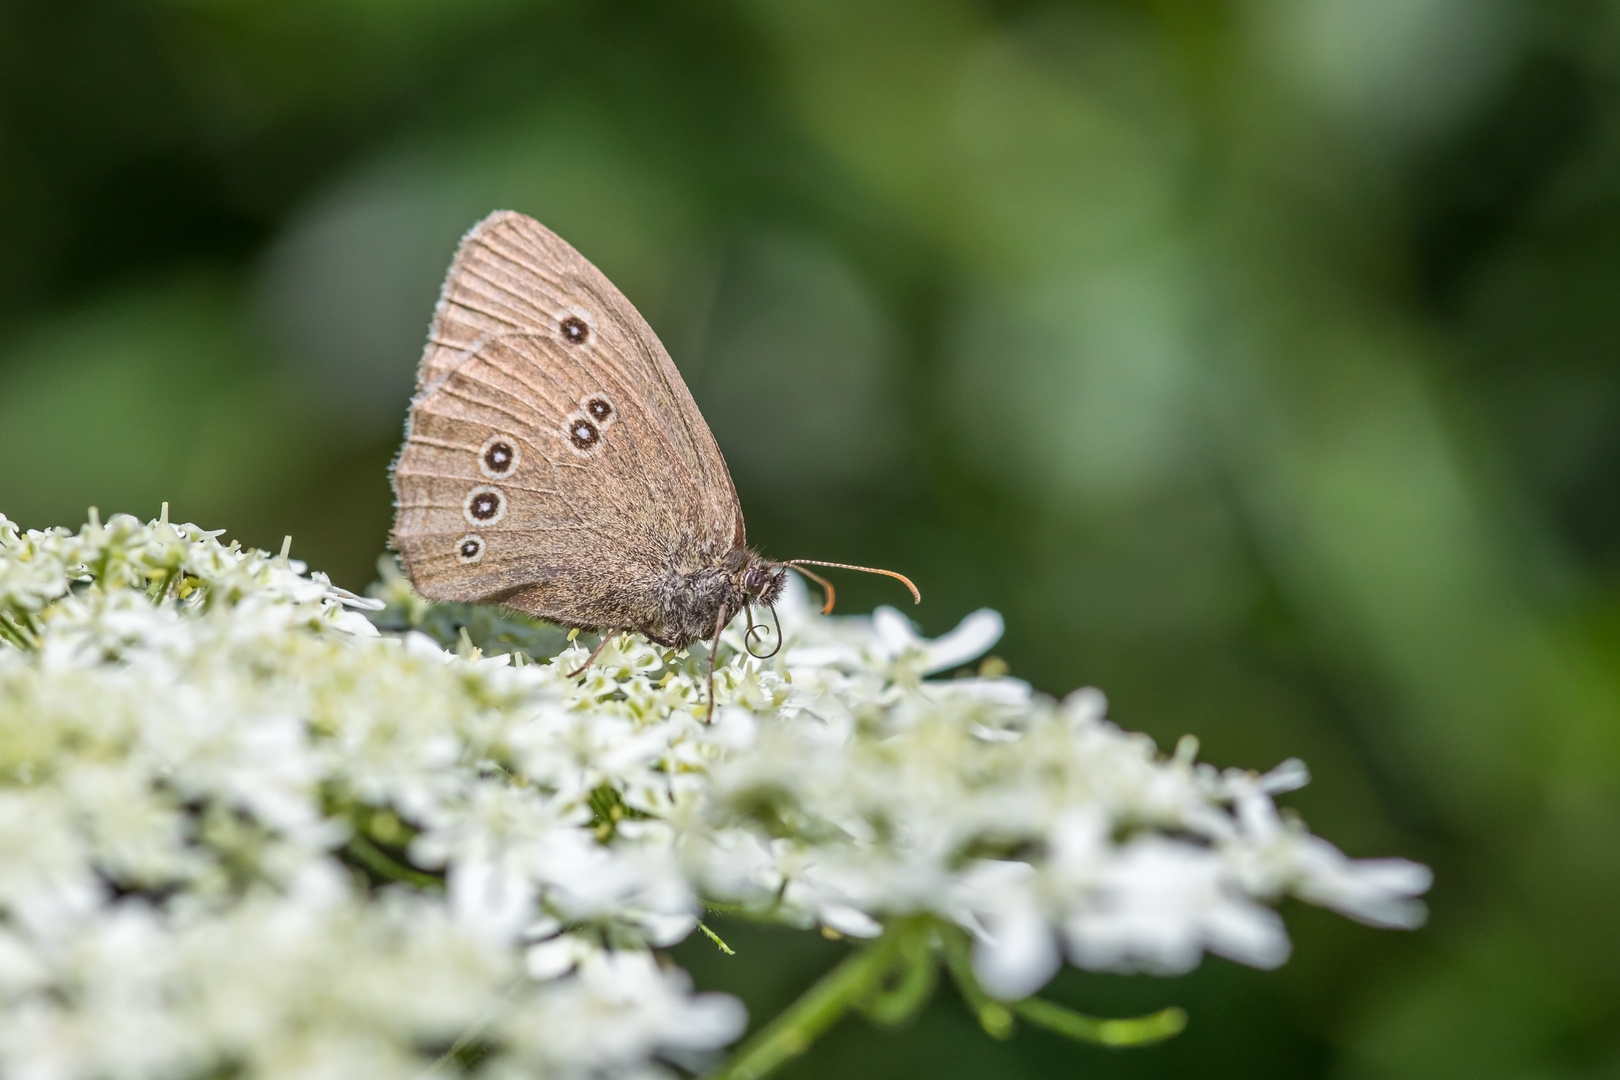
[466,334,666,529]
[433,385,546,432]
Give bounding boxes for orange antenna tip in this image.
[786,563,837,614]
[786,560,921,612]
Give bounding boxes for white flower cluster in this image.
[0,510,1431,1079]
[683,606,1431,999]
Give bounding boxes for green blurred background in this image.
[2,1,1618,1076]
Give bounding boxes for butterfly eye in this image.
[463,486,507,525]
[560,315,590,344]
[478,435,521,478]
[455,534,485,564]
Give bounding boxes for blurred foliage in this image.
[2,0,1619,1076]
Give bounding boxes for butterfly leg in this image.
[704,608,726,724]
[567,630,622,678]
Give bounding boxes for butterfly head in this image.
[740,558,788,608]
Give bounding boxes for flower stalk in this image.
[709,916,1185,1080]
[1013,996,1187,1047]
[939,924,1185,1048]
[708,928,910,1080]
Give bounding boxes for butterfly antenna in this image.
[785,563,837,615]
[786,560,921,615]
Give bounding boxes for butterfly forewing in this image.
[392,211,744,629]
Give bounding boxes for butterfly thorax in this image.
[645,548,786,649]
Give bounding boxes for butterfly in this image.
[390,211,918,715]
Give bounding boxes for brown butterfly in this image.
[390,210,918,714]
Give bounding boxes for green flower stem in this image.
[344,834,444,891]
[148,567,179,603]
[0,609,40,651]
[708,929,907,1080]
[1013,997,1186,1047]
[939,924,1184,1047]
[698,921,737,955]
[857,923,937,1027]
[940,926,1014,1038]
[0,611,34,651]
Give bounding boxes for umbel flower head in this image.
[0,509,1431,1079]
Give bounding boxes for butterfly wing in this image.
[391,211,744,634]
